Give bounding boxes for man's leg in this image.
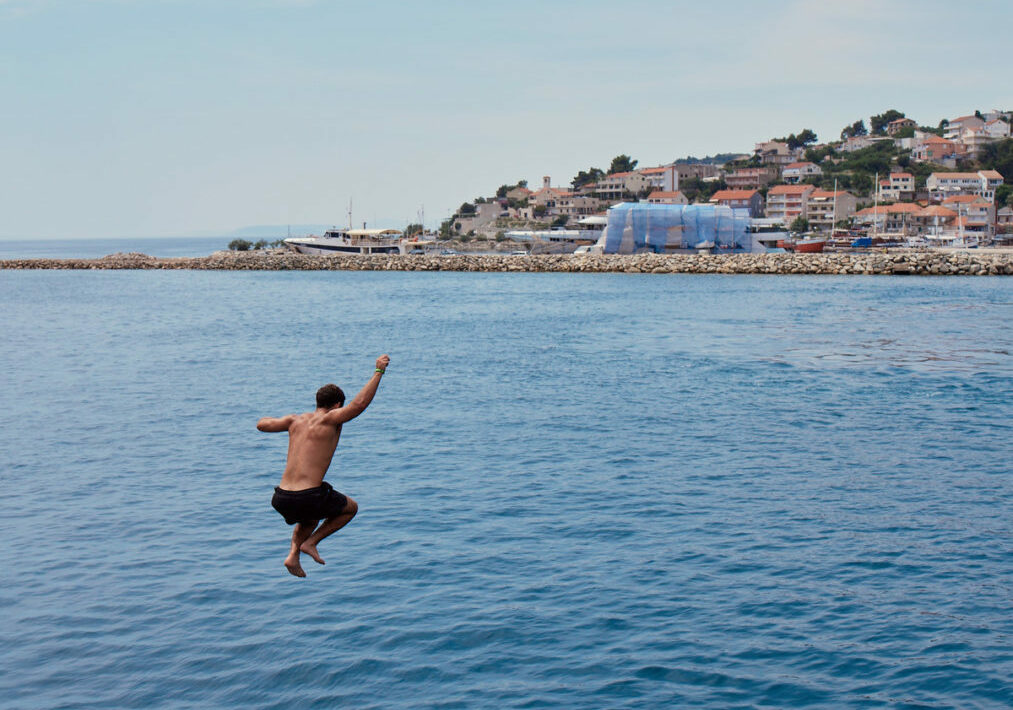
[300,497,358,565]
[283,520,319,578]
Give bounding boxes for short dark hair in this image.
[316,384,345,409]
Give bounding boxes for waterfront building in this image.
[806,190,856,232]
[942,195,996,237]
[854,203,923,236]
[766,184,815,223]
[998,206,1013,229]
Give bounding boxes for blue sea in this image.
[1,261,1011,708]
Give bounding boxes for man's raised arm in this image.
[323,354,390,426]
[257,414,295,432]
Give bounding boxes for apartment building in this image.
[806,190,856,232]
[765,184,815,223]
[646,191,689,205]
[725,167,778,189]
[926,170,1004,201]
[637,165,678,193]
[880,172,915,201]
[943,115,985,141]
[709,189,764,217]
[594,171,651,201]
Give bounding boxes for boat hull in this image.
[794,238,826,253]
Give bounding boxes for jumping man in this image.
[257,354,390,577]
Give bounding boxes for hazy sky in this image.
[2,0,1011,239]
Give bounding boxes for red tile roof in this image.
[710,189,759,201]
[768,184,814,195]
[919,206,958,217]
[648,190,684,198]
[810,190,849,199]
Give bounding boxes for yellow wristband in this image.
[375,368,385,374]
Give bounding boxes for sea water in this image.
[1,269,1010,709]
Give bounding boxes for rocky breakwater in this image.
[2,249,1012,275]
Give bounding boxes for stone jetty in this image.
[2,250,1012,275]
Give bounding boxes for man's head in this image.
[316,384,345,410]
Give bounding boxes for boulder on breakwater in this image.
[2,249,1012,276]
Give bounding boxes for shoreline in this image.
[2,249,1012,275]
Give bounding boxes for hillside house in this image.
[781,162,822,184]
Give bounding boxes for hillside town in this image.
[443,109,1013,250]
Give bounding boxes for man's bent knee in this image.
[344,497,358,517]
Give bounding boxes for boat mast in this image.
[873,172,879,240]
[347,199,353,230]
[831,178,837,235]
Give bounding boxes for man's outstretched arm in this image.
[323,354,390,426]
[257,414,295,432]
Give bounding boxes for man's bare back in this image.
[257,354,390,577]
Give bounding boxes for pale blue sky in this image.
[2,0,1011,238]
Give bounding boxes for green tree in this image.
[840,119,868,140]
[551,215,569,227]
[572,167,604,189]
[789,216,810,233]
[459,202,476,215]
[608,154,638,174]
[404,223,424,237]
[995,183,1012,208]
[228,238,252,251]
[797,128,818,146]
[870,109,905,135]
[977,138,1013,178]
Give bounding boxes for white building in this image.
[926,171,1004,202]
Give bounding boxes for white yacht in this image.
[285,228,405,256]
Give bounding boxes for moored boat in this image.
[285,228,405,255]
[794,235,827,253]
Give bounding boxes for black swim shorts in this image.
[271,481,348,525]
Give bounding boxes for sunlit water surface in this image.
[1,270,1010,709]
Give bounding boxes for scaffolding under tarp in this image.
[603,203,751,254]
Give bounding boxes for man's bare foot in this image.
[300,542,325,565]
[284,555,306,578]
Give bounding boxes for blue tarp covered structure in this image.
[603,203,751,254]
